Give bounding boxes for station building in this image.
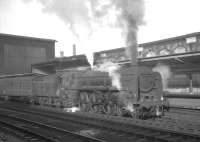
[0,33,55,75]
[94,32,200,95]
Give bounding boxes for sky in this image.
[0,0,200,62]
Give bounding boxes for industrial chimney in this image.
[60,51,64,57]
[73,44,76,56]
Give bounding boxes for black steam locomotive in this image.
[0,64,168,119]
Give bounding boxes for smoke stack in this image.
[60,51,64,57]
[73,44,76,56]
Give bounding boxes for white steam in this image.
[90,0,145,60]
[22,0,144,58]
[32,0,92,38]
[153,63,172,90]
[22,0,145,87]
[94,61,121,90]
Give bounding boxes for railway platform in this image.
[164,92,200,109]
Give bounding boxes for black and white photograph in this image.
[0,0,200,141]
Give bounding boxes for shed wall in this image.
[0,35,55,75]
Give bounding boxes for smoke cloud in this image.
[90,0,145,60]
[22,0,144,58]
[94,61,121,90]
[23,0,92,38]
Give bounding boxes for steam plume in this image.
[90,0,145,60]
[22,0,144,54]
[153,63,172,90]
[94,61,121,90]
[115,0,144,60]
[23,0,92,38]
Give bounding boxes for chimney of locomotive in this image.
[73,44,76,56]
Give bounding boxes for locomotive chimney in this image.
[73,44,76,56]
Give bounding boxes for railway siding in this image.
[0,111,106,142]
[28,104,200,137]
[0,102,200,142]
[0,106,154,142]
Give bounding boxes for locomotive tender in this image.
[0,63,167,119]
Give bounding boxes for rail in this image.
[1,103,200,142]
[0,108,105,142]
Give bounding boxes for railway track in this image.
[0,102,200,142]
[0,106,147,142]
[0,126,26,142]
[0,110,105,142]
[0,119,58,142]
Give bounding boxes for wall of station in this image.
[139,34,200,58]
[93,32,200,94]
[94,33,200,66]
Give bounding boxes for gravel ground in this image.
[0,131,25,142]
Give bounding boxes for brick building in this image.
[0,33,55,75]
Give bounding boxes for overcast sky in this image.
[0,0,200,61]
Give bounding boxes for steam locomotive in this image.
[0,64,168,119]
